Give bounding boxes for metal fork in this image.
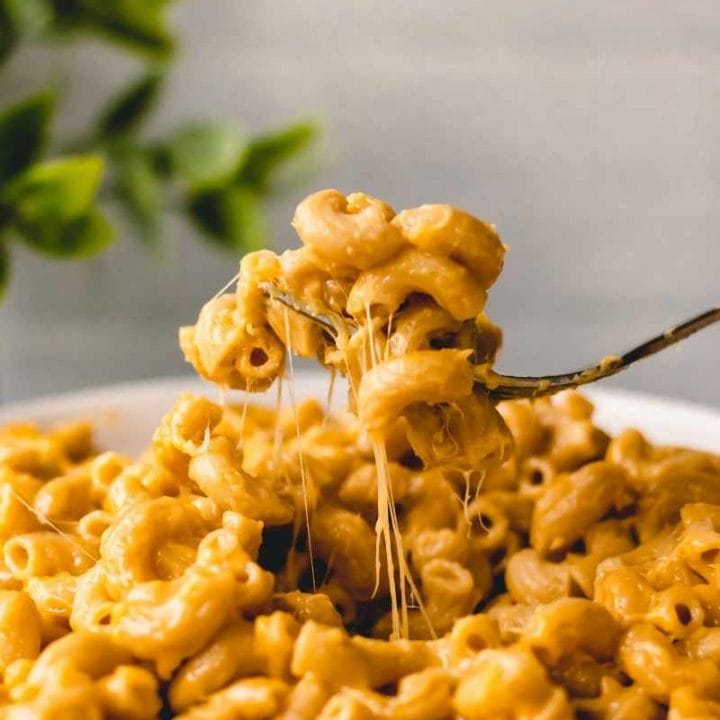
[260,283,719,401]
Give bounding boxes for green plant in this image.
[0,0,318,299]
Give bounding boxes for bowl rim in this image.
[0,374,718,453]
[0,374,717,419]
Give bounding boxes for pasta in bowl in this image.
[0,190,718,719]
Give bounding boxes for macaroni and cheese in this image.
[0,190,717,719]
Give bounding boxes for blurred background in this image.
[1,0,718,405]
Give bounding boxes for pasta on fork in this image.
[181,188,514,639]
[0,189,718,718]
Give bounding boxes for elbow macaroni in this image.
[0,190,717,717]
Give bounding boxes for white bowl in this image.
[0,374,718,457]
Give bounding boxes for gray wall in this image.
[1,0,719,406]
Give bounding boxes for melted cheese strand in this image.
[364,302,406,639]
[462,470,473,528]
[324,367,337,424]
[364,305,407,637]
[210,272,239,301]
[271,375,284,474]
[384,311,395,362]
[363,302,438,639]
[8,486,98,564]
[216,385,228,408]
[360,306,399,634]
[385,444,436,640]
[474,468,486,504]
[283,307,317,592]
[372,438,401,638]
[198,424,212,455]
[237,390,250,442]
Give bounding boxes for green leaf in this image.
[238,121,316,192]
[0,239,9,300]
[49,0,175,57]
[187,185,269,254]
[114,148,162,245]
[0,196,11,229]
[4,155,104,225]
[17,208,113,257]
[0,0,20,62]
[166,123,247,188]
[0,0,48,61]
[97,69,164,140]
[0,93,54,185]
[43,0,88,33]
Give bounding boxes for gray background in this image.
[1,1,719,407]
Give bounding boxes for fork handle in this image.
[481,306,720,400]
[260,283,719,402]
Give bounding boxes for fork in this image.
[260,283,719,401]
